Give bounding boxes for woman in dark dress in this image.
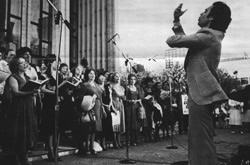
[58,63,74,139]
[96,72,112,151]
[40,54,62,161]
[158,81,171,138]
[5,57,38,165]
[125,74,141,146]
[141,77,154,142]
[71,65,84,145]
[100,73,114,149]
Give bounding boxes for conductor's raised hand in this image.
[174,3,187,22]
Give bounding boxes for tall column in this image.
[78,0,116,70]
[101,0,107,70]
[21,0,29,46]
[106,0,115,72]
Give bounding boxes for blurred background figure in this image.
[228,99,243,134]
[242,100,250,133]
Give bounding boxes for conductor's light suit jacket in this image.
[167,24,228,105]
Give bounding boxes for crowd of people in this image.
[214,100,250,134]
[0,47,189,165]
[1,2,250,165]
[0,47,249,165]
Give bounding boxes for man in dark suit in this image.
[167,2,231,165]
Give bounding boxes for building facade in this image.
[0,0,116,71]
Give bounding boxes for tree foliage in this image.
[217,68,238,95]
[163,63,187,92]
[120,62,238,96]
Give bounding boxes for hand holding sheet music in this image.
[20,78,50,92]
[58,80,80,94]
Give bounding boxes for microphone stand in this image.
[166,77,178,149]
[47,0,76,32]
[108,38,136,163]
[120,57,136,164]
[46,0,76,165]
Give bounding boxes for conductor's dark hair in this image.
[208,1,232,33]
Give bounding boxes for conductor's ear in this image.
[208,16,214,21]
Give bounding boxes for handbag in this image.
[80,94,97,112]
[93,141,103,152]
[81,111,96,123]
[137,102,146,119]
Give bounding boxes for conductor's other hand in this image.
[174,3,187,21]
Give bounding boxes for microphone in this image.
[108,33,118,43]
[64,20,76,33]
[125,59,129,66]
[47,0,76,32]
[55,11,61,25]
[112,40,116,45]
[132,66,138,74]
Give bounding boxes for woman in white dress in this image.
[228,99,243,134]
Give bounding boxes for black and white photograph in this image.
[0,0,250,165]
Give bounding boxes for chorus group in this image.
[0,47,187,165]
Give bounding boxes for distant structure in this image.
[165,48,187,68]
[165,48,250,84]
[0,0,116,71]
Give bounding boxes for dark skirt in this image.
[102,107,113,140]
[59,97,74,131]
[75,112,96,136]
[4,96,37,153]
[40,94,56,136]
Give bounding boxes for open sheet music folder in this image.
[20,78,49,91]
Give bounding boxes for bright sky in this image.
[116,0,250,59]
